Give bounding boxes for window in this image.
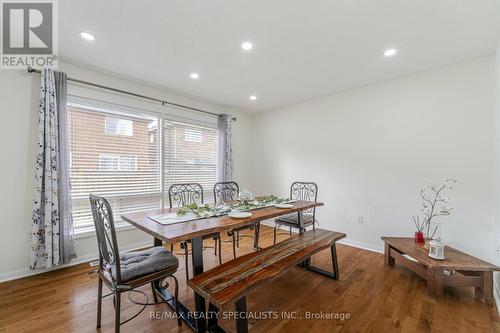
[68,101,160,230]
[165,121,218,202]
[184,128,202,142]
[99,154,137,171]
[67,98,218,231]
[105,116,133,136]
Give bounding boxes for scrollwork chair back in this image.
[168,183,204,208]
[213,181,239,204]
[89,194,122,283]
[290,182,318,218]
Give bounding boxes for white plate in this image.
[228,211,252,219]
[274,204,294,209]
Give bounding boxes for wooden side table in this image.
[382,237,499,303]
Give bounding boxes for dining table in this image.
[122,199,323,332]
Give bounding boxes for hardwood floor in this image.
[0,226,499,332]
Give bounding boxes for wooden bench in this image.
[382,237,500,303]
[188,229,346,332]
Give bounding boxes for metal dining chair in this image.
[168,183,222,281]
[273,182,319,244]
[89,195,180,333]
[214,181,260,259]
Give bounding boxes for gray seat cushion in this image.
[275,213,315,226]
[111,246,178,282]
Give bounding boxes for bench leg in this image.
[235,296,248,333]
[300,243,340,280]
[207,303,219,330]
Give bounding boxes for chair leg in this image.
[151,282,158,303]
[273,224,277,245]
[114,292,121,333]
[184,243,189,281]
[253,223,260,250]
[172,276,181,326]
[232,232,237,259]
[170,243,174,252]
[214,236,218,256]
[96,275,103,328]
[236,230,240,247]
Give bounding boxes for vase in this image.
[424,220,440,241]
[414,231,424,244]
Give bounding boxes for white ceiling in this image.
[60,0,500,112]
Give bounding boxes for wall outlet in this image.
[357,216,364,224]
[496,246,500,257]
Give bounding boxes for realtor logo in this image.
[1,0,58,69]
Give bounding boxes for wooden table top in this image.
[382,237,499,271]
[189,229,345,308]
[122,200,323,243]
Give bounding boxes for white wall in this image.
[0,56,496,282]
[0,61,252,281]
[251,57,496,261]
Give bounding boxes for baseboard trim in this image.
[337,238,384,253]
[260,221,383,254]
[0,240,152,283]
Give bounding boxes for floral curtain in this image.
[31,69,75,270]
[217,114,234,182]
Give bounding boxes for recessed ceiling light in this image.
[383,48,397,57]
[241,42,253,51]
[190,73,200,79]
[249,95,257,101]
[80,31,96,41]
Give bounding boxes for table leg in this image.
[434,269,444,298]
[475,272,484,299]
[297,211,308,267]
[191,237,207,333]
[483,271,493,304]
[427,269,444,298]
[152,237,199,331]
[426,268,435,296]
[298,211,305,234]
[253,222,260,250]
[384,243,395,267]
[331,243,339,280]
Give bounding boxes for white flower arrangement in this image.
[417,179,457,239]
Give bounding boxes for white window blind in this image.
[164,120,218,204]
[67,99,219,230]
[68,101,161,230]
[105,116,133,136]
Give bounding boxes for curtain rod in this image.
[27,67,236,121]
